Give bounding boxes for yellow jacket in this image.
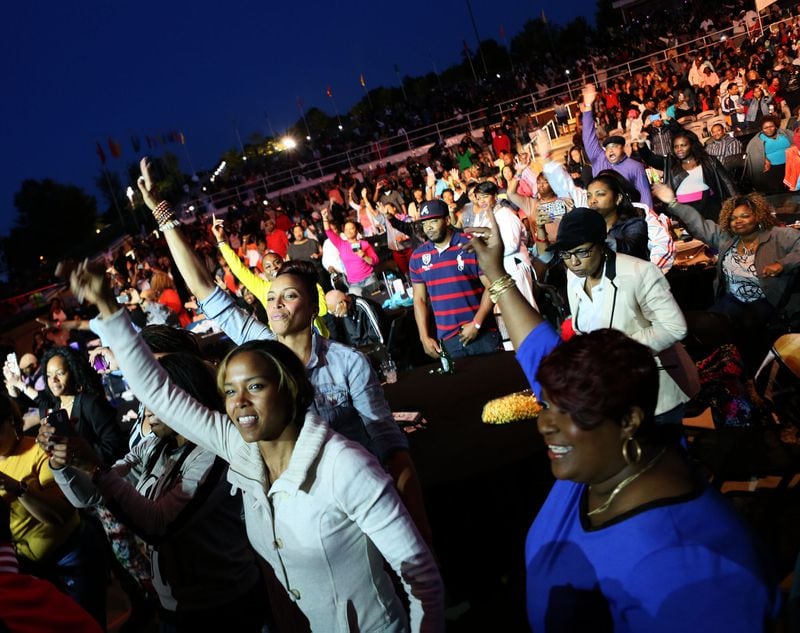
[219,243,329,337]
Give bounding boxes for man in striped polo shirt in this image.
[410,199,500,360]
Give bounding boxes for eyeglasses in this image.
[559,246,595,261]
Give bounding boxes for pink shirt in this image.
[325,230,378,283]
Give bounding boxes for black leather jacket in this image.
[638,143,738,201]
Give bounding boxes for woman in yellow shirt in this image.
[0,394,107,626]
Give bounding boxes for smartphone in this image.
[351,243,360,252]
[48,409,76,438]
[425,166,435,177]
[92,354,109,372]
[5,352,19,374]
[116,294,130,304]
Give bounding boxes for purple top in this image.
[325,229,378,283]
[582,110,655,210]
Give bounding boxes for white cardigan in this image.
[95,308,444,632]
[566,251,696,415]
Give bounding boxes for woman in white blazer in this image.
[554,208,699,428]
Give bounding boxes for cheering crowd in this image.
[2,3,800,632]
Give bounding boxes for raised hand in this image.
[651,183,676,205]
[211,215,227,243]
[582,84,597,109]
[70,260,117,316]
[463,202,506,283]
[137,157,163,211]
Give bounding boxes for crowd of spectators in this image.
[2,1,800,631]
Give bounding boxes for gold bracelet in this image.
[488,274,516,303]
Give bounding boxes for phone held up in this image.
[47,409,76,439]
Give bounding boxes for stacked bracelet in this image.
[153,200,177,228]
[488,274,517,304]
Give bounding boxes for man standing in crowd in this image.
[410,200,499,359]
[642,112,675,157]
[721,82,747,132]
[581,83,654,209]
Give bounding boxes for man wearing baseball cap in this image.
[409,200,500,359]
[581,84,654,209]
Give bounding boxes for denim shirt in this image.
[198,288,407,462]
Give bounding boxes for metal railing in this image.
[182,13,797,213]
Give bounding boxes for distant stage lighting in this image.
[282,137,297,150]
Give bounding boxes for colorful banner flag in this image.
[96,141,106,165]
[326,85,333,98]
[178,131,185,145]
[108,137,122,159]
[359,73,366,88]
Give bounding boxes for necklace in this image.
[738,236,759,256]
[587,447,667,517]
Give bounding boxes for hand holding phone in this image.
[47,409,76,439]
[5,353,19,376]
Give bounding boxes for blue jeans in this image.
[442,329,501,359]
[348,273,379,297]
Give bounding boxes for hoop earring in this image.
[621,436,642,466]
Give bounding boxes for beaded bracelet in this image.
[153,200,175,225]
[488,274,517,304]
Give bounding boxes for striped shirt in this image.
[409,231,485,340]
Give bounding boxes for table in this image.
[383,350,550,627]
[383,350,544,488]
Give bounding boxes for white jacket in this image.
[94,308,444,632]
[566,252,697,415]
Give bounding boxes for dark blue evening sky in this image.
[1,0,597,235]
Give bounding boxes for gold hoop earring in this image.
[621,436,642,466]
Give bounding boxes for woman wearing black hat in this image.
[553,208,698,427]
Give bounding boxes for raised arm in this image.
[580,84,604,165]
[636,140,668,171]
[68,264,241,463]
[212,217,270,303]
[652,183,722,249]
[464,211,560,397]
[137,157,216,301]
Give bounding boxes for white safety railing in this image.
[182,12,797,213]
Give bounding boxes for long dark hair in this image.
[589,172,642,221]
[672,129,709,164]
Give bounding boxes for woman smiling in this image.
[465,212,780,633]
[66,262,443,633]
